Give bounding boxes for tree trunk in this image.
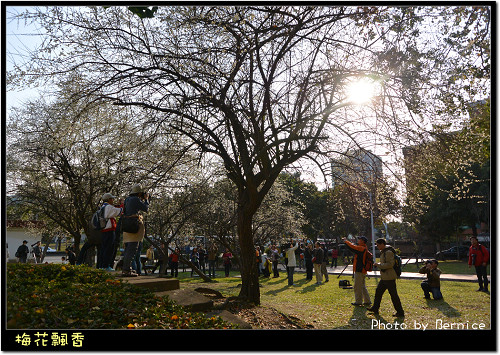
[236,205,260,305]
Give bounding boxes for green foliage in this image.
[127,7,158,19]
[6,264,234,329]
[279,172,332,239]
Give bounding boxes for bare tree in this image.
[7,90,195,254]
[8,6,490,304]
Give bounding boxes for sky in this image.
[6,6,47,113]
[4,5,405,199]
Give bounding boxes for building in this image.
[331,148,383,188]
[6,220,45,261]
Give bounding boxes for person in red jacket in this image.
[468,236,490,293]
[342,236,371,306]
[169,247,180,277]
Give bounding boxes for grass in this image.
[7,263,491,330]
[178,269,491,330]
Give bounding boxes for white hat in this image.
[102,193,116,201]
[130,184,144,194]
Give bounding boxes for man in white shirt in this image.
[285,240,299,286]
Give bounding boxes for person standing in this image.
[304,243,314,281]
[198,246,207,274]
[207,244,217,278]
[271,245,280,278]
[32,241,43,264]
[468,235,490,293]
[152,243,166,274]
[298,243,305,269]
[66,247,76,265]
[320,243,329,283]
[146,245,155,266]
[190,247,200,277]
[419,259,443,300]
[97,193,123,271]
[169,247,180,277]
[343,236,371,306]
[367,238,405,317]
[312,242,324,285]
[331,246,339,268]
[222,249,233,277]
[255,246,262,276]
[285,241,299,286]
[16,240,30,263]
[121,184,150,277]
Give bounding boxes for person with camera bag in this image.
[121,184,150,277]
[419,259,443,300]
[97,193,123,271]
[16,240,30,263]
[368,238,405,318]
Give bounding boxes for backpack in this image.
[389,247,402,278]
[381,247,402,278]
[91,205,107,230]
[393,253,402,278]
[364,249,374,272]
[339,280,353,289]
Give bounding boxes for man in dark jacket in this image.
[304,243,314,280]
[16,240,30,263]
[468,236,490,293]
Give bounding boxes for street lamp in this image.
[369,191,376,262]
[345,76,382,261]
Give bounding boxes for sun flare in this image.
[346,78,377,105]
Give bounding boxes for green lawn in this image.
[8,264,491,330]
[179,270,491,330]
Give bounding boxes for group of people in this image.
[343,236,405,317]
[341,234,489,318]
[253,234,489,319]
[257,239,332,286]
[73,184,151,277]
[145,243,234,278]
[15,240,47,264]
[15,240,77,265]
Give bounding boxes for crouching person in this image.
[419,259,443,300]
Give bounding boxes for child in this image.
[419,259,443,300]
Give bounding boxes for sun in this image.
[346,78,378,105]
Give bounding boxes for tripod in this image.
[337,257,353,279]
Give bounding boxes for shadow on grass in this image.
[261,276,319,295]
[332,304,399,329]
[425,298,461,317]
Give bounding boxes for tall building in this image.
[331,148,383,188]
